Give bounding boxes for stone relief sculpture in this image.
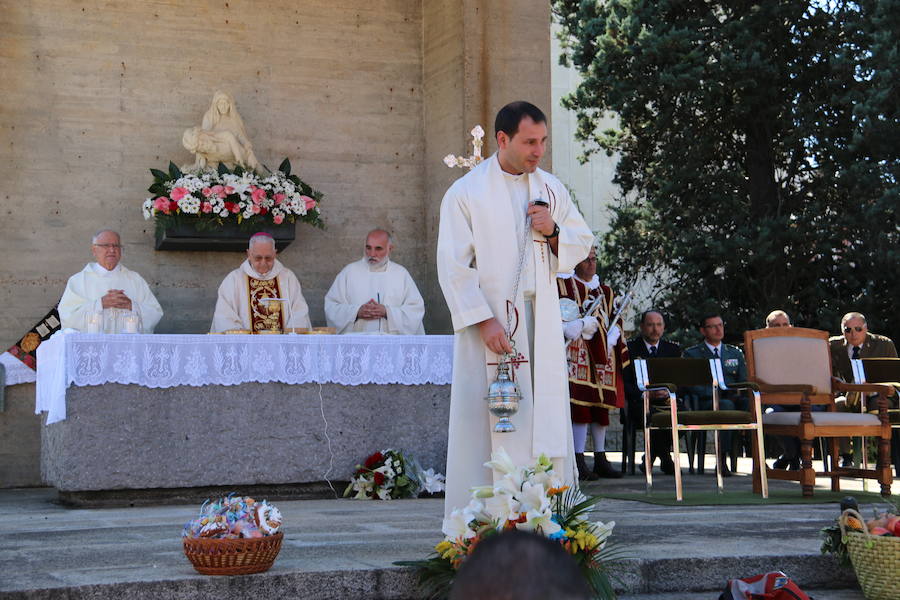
[182,91,261,172]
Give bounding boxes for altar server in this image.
[211,233,311,333]
[324,229,425,335]
[59,230,163,333]
[437,101,594,517]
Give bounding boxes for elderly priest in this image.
[211,232,311,332]
[59,230,163,333]
[324,229,425,335]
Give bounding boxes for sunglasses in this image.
[843,326,864,333]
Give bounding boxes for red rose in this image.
[364,452,384,469]
[373,472,386,486]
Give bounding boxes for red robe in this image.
[557,276,630,425]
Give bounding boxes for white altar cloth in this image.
[1,352,36,386]
[36,331,454,424]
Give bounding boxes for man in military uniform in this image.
[558,248,629,479]
[682,312,747,476]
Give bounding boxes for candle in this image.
[123,313,140,334]
[87,311,102,334]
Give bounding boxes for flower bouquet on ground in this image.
[396,448,622,599]
[142,159,324,235]
[343,449,445,500]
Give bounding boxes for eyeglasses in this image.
[93,244,122,250]
[843,326,864,333]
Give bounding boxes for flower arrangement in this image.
[142,159,324,235]
[343,449,445,501]
[397,448,620,599]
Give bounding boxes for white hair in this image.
[841,312,867,326]
[92,229,121,245]
[248,234,276,251]
[765,310,791,327]
[367,229,394,245]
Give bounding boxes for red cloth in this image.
[557,277,630,424]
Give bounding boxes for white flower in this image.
[516,505,561,536]
[442,507,477,540]
[242,209,254,219]
[479,492,519,524]
[376,488,391,501]
[142,198,153,220]
[178,197,201,214]
[516,481,550,515]
[218,210,229,217]
[421,468,445,494]
[484,447,517,476]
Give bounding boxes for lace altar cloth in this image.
[36,330,454,424]
[1,352,36,386]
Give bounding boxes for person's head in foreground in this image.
[448,530,592,600]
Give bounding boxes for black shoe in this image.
[718,457,732,477]
[840,454,854,468]
[788,458,801,471]
[659,454,675,475]
[773,455,791,470]
[593,453,623,479]
[576,453,599,481]
[638,454,654,474]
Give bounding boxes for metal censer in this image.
[485,356,521,433]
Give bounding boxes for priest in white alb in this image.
[437,102,594,516]
[324,229,425,335]
[59,230,164,333]
[211,233,311,332]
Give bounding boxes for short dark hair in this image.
[640,310,665,326]
[494,101,547,139]
[449,530,591,600]
[698,312,722,329]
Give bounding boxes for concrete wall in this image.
[0,383,42,488]
[0,0,427,337]
[0,0,554,342]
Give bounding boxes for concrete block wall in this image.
[0,0,555,342]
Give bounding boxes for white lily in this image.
[479,492,521,524]
[517,505,561,536]
[442,508,477,540]
[422,469,446,494]
[484,447,518,475]
[517,481,550,514]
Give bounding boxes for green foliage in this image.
[553,0,900,344]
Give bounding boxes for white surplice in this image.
[58,263,164,333]
[324,258,425,335]
[437,153,594,516]
[210,259,311,332]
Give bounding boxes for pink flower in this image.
[211,185,227,198]
[224,186,235,195]
[273,214,284,225]
[251,188,267,205]
[153,196,170,213]
[170,187,190,201]
[301,195,317,210]
[252,204,262,214]
[201,202,212,213]
[273,193,285,205]
[201,187,213,198]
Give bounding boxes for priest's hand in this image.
[527,203,556,237]
[357,299,387,320]
[101,289,133,311]
[478,318,512,355]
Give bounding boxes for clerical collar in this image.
[91,262,122,276]
[497,155,526,180]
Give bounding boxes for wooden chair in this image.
[744,327,893,497]
[634,357,768,501]
[853,358,900,477]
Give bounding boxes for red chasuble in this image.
[247,276,284,332]
[557,276,630,424]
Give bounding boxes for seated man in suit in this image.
[829,311,897,466]
[624,310,681,474]
[682,312,748,476]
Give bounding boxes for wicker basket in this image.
[183,532,283,575]
[839,509,900,600]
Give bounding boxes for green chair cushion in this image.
[651,410,753,427]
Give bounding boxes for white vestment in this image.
[324,258,425,335]
[210,259,311,332]
[58,263,164,333]
[437,154,594,516]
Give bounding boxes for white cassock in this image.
[437,153,594,516]
[324,258,425,335]
[210,259,311,333]
[58,263,164,333]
